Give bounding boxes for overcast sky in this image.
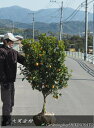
[0,0,93,12]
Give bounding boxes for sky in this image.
[0,0,93,12]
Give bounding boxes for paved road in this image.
[0,57,94,116]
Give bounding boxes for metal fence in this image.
[65,51,94,64]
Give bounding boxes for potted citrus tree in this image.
[21,34,70,126]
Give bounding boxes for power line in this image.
[88,0,94,5]
[64,5,82,22]
[63,0,89,22]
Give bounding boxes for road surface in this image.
[0,57,94,116]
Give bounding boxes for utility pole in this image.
[50,0,63,40]
[12,20,14,34]
[93,4,94,56]
[28,13,35,41]
[59,1,63,40]
[93,4,94,64]
[32,13,35,41]
[84,0,88,60]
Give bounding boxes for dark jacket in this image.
[0,45,25,83]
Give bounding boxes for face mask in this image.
[8,45,12,48]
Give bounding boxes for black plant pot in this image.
[33,112,56,126]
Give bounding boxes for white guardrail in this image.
[65,51,94,64]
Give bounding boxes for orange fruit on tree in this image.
[39,54,43,56]
[49,65,51,68]
[52,85,55,88]
[36,63,39,66]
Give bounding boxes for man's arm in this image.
[17,51,25,65]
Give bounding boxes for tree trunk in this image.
[41,94,46,114]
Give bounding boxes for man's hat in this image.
[15,35,23,40]
[4,33,18,42]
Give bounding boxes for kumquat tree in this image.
[21,34,70,115]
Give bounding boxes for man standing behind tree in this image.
[0,33,25,126]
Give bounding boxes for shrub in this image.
[21,34,70,114]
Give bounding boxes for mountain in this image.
[0,6,93,35]
[0,6,32,23]
[0,19,93,35]
[0,6,93,23]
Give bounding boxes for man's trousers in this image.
[1,82,15,125]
